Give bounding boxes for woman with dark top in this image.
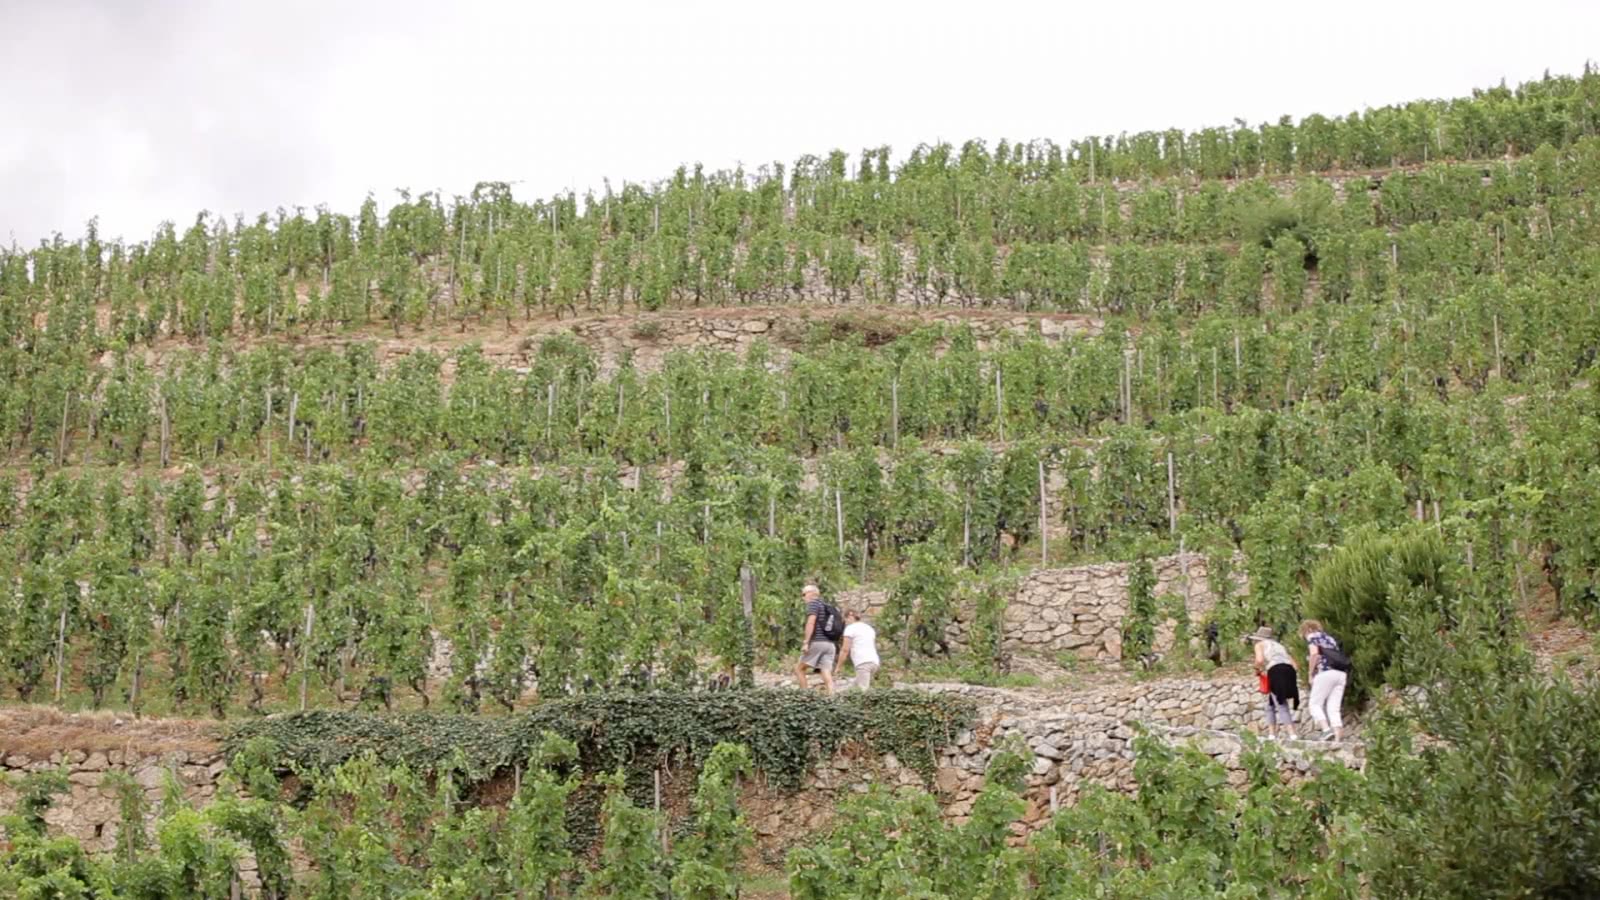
[1247,626,1298,740]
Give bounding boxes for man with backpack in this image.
[796,583,842,695]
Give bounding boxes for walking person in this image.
[834,610,881,691]
[1246,626,1298,740]
[1300,619,1349,741]
[795,584,840,695]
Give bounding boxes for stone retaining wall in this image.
[841,552,1247,664]
[1006,554,1246,661]
[0,676,1341,865]
[752,685,1359,844]
[0,746,227,856]
[562,307,1101,375]
[916,674,1264,731]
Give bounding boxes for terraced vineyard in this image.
[2,69,1599,898]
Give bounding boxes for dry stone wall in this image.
[931,714,1359,832]
[562,307,1101,375]
[751,683,1359,844]
[840,552,1246,664]
[1006,554,1246,661]
[0,746,226,855]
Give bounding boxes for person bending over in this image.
[835,610,881,691]
[1300,619,1348,741]
[1246,626,1298,740]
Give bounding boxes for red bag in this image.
[1257,672,1270,693]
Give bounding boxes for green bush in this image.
[1303,526,1454,705]
[1361,603,1600,898]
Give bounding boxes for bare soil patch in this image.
[0,705,220,758]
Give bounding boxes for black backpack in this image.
[1321,641,1353,673]
[815,602,845,643]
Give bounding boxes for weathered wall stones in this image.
[0,748,224,855]
[841,552,1247,664]
[560,307,1101,375]
[744,683,1358,842]
[1005,554,1246,661]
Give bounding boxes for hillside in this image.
[2,68,1599,898]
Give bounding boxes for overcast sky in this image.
[2,0,1595,247]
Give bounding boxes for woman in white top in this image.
[835,610,881,691]
[1247,626,1299,740]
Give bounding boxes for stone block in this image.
[133,766,167,790]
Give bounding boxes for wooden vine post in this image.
[835,487,846,558]
[890,376,899,450]
[264,387,273,469]
[962,496,972,568]
[299,601,316,712]
[58,391,70,465]
[53,607,68,703]
[1121,350,1132,425]
[1038,458,1049,565]
[994,367,1004,442]
[1167,452,1178,537]
[738,565,757,687]
[1492,314,1502,378]
[159,394,171,467]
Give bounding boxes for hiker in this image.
[1246,626,1298,740]
[1300,619,1348,741]
[795,584,839,694]
[835,610,881,691]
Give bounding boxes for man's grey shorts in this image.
[802,640,837,671]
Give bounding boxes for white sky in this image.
[1,0,1595,247]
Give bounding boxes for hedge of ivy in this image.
[225,688,974,790]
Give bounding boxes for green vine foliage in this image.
[670,743,754,900]
[1120,555,1158,662]
[226,689,974,791]
[10,651,1600,899]
[580,770,671,899]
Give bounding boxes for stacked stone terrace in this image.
[1,551,1356,859]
